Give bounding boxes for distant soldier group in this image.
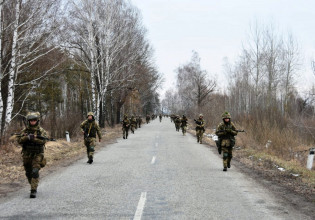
[121,114,143,139]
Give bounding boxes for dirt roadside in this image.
[188,128,315,218]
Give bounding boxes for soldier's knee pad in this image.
[223,152,228,159]
[32,168,39,178]
[88,146,95,152]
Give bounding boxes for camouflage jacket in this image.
[18,125,48,154]
[122,118,130,128]
[215,122,237,140]
[195,119,205,130]
[130,118,137,126]
[181,118,188,127]
[175,118,181,124]
[80,119,102,139]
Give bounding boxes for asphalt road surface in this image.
[0,119,312,220]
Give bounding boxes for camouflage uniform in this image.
[180,115,188,135]
[137,116,142,128]
[146,115,150,124]
[80,112,102,164]
[17,112,48,198]
[130,116,137,134]
[215,112,238,171]
[122,115,130,139]
[195,114,205,144]
[174,115,181,132]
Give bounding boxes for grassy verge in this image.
[186,124,315,201]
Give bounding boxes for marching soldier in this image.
[130,115,137,134]
[159,114,162,122]
[215,112,238,171]
[122,114,130,139]
[137,115,142,128]
[80,112,102,164]
[174,115,181,132]
[180,115,188,135]
[194,114,205,144]
[146,115,150,124]
[17,112,48,198]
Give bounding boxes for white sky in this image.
[131,0,315,99]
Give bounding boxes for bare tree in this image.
[0,0,63,136]
[176,51,216,112]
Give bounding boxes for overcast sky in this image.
[131,0,315,98]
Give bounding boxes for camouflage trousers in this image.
[22,152,45,191]
[196,129,204,143]
[131,125,136,134]
[175,124,180,131]
[84,137,96,158]
[221,139,233,168]
[181,126,187,135]
[123,127,129,139]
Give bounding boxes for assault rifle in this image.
[216,129,245,133]
[194,119,204,125]
[215,129,245,154]
[12,133,56,141]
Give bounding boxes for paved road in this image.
[0,119,311,219]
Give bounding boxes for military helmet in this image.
[87,112,94,117]
[199,114,203,117]
[26,112,40,121]
[222,112,231,119]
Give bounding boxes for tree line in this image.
[162,22,315,154]
[0,0,162,143]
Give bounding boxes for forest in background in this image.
[0,0,162,143]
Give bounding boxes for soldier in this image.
[215,112,238,171]
[174,115,181,132]
[194,114,205,144]
[80,112,102,164]
[137,115,142,128]
[146,115,150,124]
[159,114,162,122]
[122,114,130,139]
[17,112,48,198]
[180,115,188,135]
[130,115,137,134]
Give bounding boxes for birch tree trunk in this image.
[0,0,4,135]
[5,0,20,126]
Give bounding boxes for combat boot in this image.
[30,190,37,198]
[88,156,93,164]
[223,167,227,171]
[227,163,231,168]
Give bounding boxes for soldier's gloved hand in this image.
[28,134,35,141]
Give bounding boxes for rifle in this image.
[194,119,204,125]
[12,133,56,141]
[216,129,245,133]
